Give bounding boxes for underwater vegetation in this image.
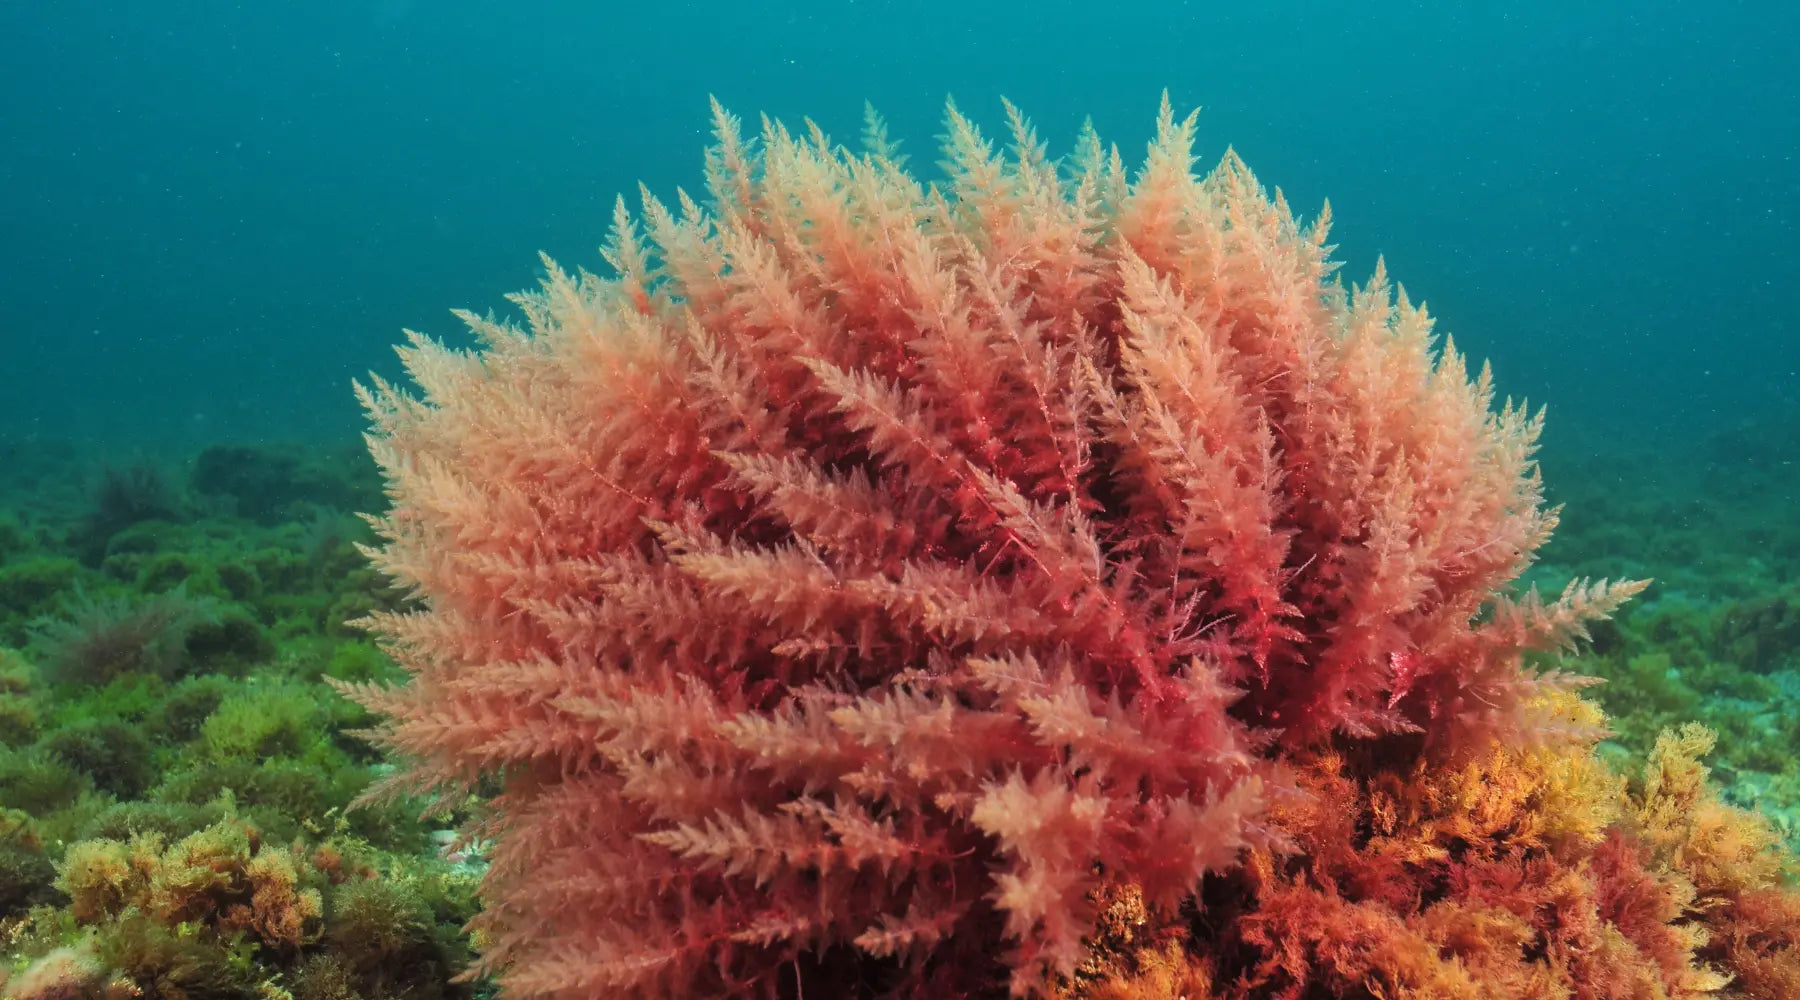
[334,98,1800,999]
[1,101,1798,1000]
[0,443,477,1000]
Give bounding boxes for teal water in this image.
[1,0,1794,449]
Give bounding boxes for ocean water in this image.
[2,0,1794,450]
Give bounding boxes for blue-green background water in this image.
[2,0,1794,447]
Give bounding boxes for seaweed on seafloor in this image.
[0,808,57,920]
[39,719,156,800]
[0,649,38,747]
[0,809,479,1000]
[27,585,219,687]
[75,462,186,565]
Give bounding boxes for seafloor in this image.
[0,404,1795,997]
